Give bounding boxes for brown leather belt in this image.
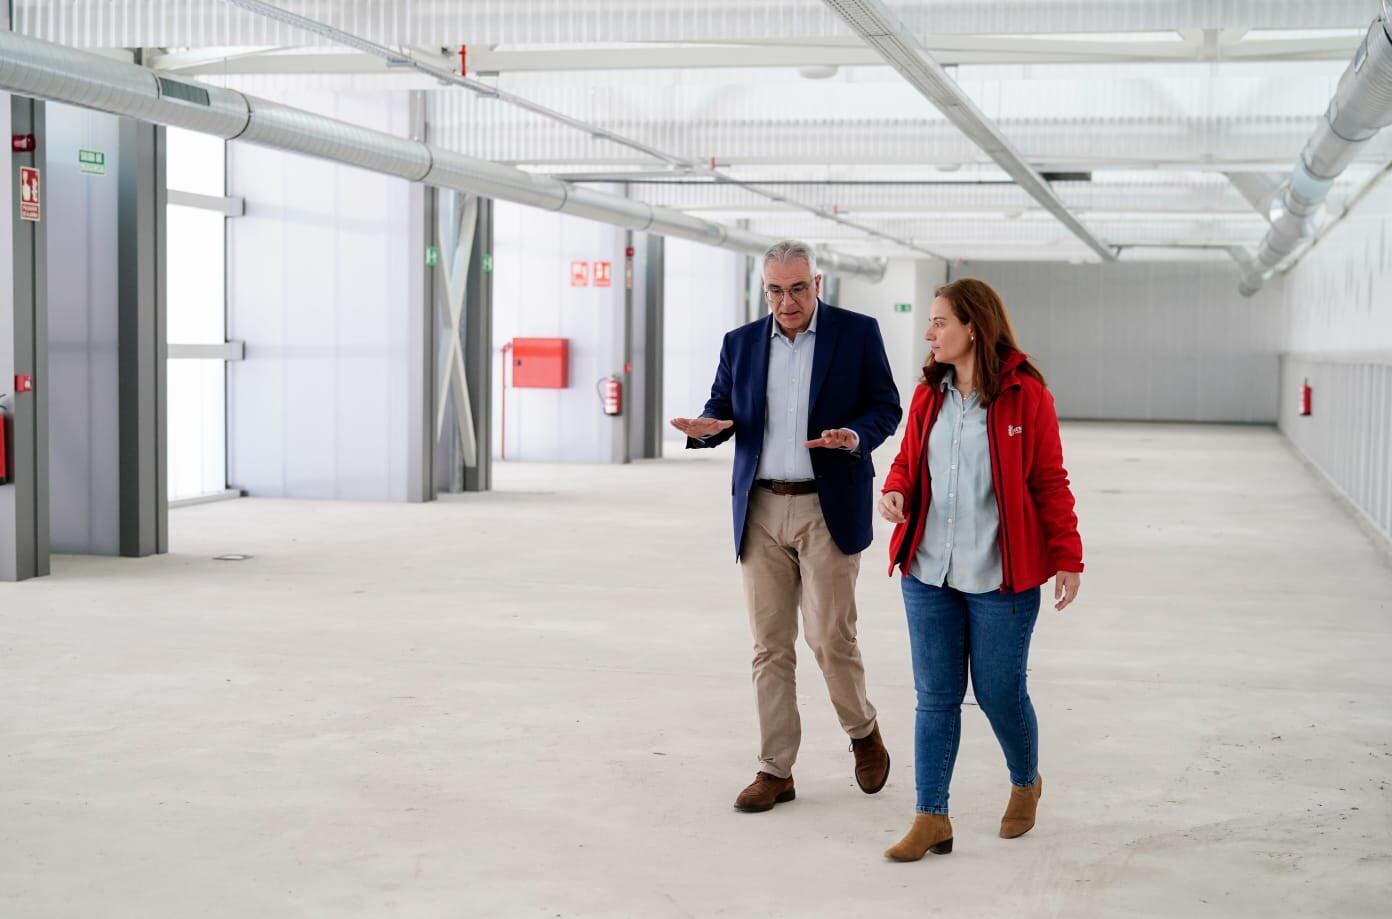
[755,479,818,496]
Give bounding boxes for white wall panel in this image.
[490,199,627,464]
[952,259,1284,423]
[226,89,413,500]
[1282,177,1392,354]
[1279,175,1392,546]
[836,256,946,415]
[1279,356,1392,546]
[661,239,744,445]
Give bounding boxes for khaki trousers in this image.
[740,488,877,778]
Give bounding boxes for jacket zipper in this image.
[987,398,1014,593]
[895,388,942,570]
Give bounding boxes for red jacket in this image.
[883,350,1084,591]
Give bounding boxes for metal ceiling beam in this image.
[151,33,1367,77]
[824,0,1117,261]
[12,0,1377,48]
[226,0,940,262]
[0,30,885,279]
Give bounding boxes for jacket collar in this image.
[998,348,1028,391]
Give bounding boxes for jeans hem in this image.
[916,805,950,815]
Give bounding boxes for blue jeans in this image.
[901,574,1041,814]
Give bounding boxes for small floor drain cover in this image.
[214,554,253,561]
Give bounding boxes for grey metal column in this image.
[1,94,50,581]
[461,196,492,492]
[642,234,664,459]
[116,118,167,557]
[406,91,435,502]
[621,230,636,464]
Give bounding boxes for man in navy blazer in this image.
[671,240,902,813]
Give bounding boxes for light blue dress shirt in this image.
[910,370,1003,594]
[756,306,819,481]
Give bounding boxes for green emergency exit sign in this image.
[78,149,106,175]
[424,245,440,267]
[894,302,912,313]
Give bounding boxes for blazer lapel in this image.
[750,313,772,432]
[808,300,839,412]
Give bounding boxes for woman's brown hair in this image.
[923,277,1045,405]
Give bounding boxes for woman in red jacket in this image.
[878,278,1083,862]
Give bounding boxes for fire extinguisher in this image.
[1299,378,1312,416]
[596,374,622,416]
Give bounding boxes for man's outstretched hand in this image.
[805,428,859,450]
[670,417,734,439]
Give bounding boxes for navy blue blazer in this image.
[688,302,902,558]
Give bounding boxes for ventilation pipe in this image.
[0,30,886,281]
[1239,3,1392,296]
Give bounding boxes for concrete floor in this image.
[2,423,1390,918]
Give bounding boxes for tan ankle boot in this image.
[999,774,1043,838]
[884,813,953,861]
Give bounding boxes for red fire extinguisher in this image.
[597,374,622,416]
[1299,378,1312,416]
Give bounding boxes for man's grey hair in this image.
[762,239,819,280]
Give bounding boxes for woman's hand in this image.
[1054,571,1081,611]
[878,491,906,524]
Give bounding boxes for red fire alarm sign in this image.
[594,260,612,287]
[19,166,40,222]
[570,260,589,287]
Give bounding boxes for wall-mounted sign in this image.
[570,260,589,287]
[894,302,912,313]
[424,245,440,267]
[19,166,39,221]
[594,260,612,288]
[482,253,493,273]
[78,149,106,175]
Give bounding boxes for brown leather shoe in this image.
[850,724,890,794]
[1000,774,1043,838]
[734,772,796,813]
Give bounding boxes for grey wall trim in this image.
[1280,351,1392,367]
[168,341,243,360]
[117,118,167,557]
[642,234,664,460]
[167,188,244,216]
[461,196,493,492]
[169,487,241,509]
[622,228,636,464]
[406,91,435,502]
[2,95,50,581]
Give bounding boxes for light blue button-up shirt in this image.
[911,370,1003,594]
[755,306,820,482]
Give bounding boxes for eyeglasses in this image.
[764,283,812,303]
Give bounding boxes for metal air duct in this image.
[1239,3,1392,295]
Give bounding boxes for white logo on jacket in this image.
[1008,425,1024,437]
